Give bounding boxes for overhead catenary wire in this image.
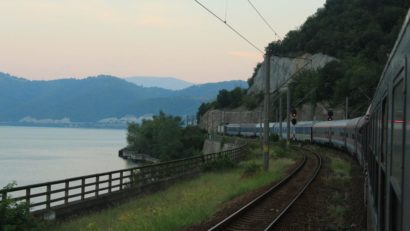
[194,0,264,54]
[247,0,282,40]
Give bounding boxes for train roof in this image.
[294,121,313,127]
[225,123,240,128]
[313,120,349,128]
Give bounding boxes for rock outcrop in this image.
[248,53,336,94]
[199,109,263,133]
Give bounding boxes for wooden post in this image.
[120,171,123,190]
[1,191,6,201]
[26,188,31,207]
[46,184,51,209]
[81,178,85,200]
[108,173,112,193]
[65,181,69,204]
[95,176,99,197]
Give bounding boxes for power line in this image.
[194,0,264,54]
[247,0,281,40]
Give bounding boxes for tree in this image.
[216,89,231,108]
[0,183,43,231]
[127,112,206,161]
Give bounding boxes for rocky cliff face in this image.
[199,53,341,132]
[199,104,348,133]
[199,109,263,133]
[248,53,336,94]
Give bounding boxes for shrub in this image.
[203,156,236,172]
[242,162,261,177]
[0,183,43,231]
[270,134,279,142]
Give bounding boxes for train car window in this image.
[377,108,382,160]
[374,115,377,157]
[370,118,373,152]
[391,79,404,188]
[370,117,374,153]
[375,162,379,211]
[380,170,386,231]
[389,186,402,231]
[382,98,387,164]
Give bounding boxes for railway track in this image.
[208,148,322,231]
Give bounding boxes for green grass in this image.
[326,153,352,226]
[47,147,295,231]
[329,156,352,182]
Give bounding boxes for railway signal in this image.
[291,108,297,125]
[327,110,333,121]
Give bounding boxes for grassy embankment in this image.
[326,154,352,225]
[47,142,300,231]
[312,146,352,226]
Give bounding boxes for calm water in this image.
[0,126,137,188]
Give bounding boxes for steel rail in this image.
[208,151,308,231]
[265,149,322,230]
[208,147,321,231]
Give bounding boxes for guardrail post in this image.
[108,173,112,193]
[96,176,99,197]
[26,188,31,209]
[46,184,51,209]
[120,171,123,190]
[1,191,6,201]
[81,178,85,200]
[65,181,69,204]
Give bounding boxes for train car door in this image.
[402,55,410,231]
[388,57,406,231]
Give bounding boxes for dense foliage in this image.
[0,183,43,231]
[196,87,263,122]
[127,112,206,161]
[265,0,410,115]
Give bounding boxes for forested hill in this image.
[266,0,410,115]
[0,72,246,123]
[202,0,410,120]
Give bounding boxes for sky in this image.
[0,0,326,83]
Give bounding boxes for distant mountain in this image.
[125,76,193,90]
[176,81,248,100]
[0,72,246,125]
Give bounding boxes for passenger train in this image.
[217,8,410,231]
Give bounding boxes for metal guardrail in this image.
[0,144,247,215]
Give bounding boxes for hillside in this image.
[0,72,246,124]
[125,76,193,90]
[264,0,410,116]
[200,0,410,123]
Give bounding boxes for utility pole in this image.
[259,110,263,150]
[346,96,349,119]
[263,55,270,171]
[287,88,290,142]
[279,94,282,140]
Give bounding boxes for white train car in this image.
[329,120,349,149]
[226,124,241,136]
[312,121,332,144]
[294,121,313,142]
[240,123,258,137]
